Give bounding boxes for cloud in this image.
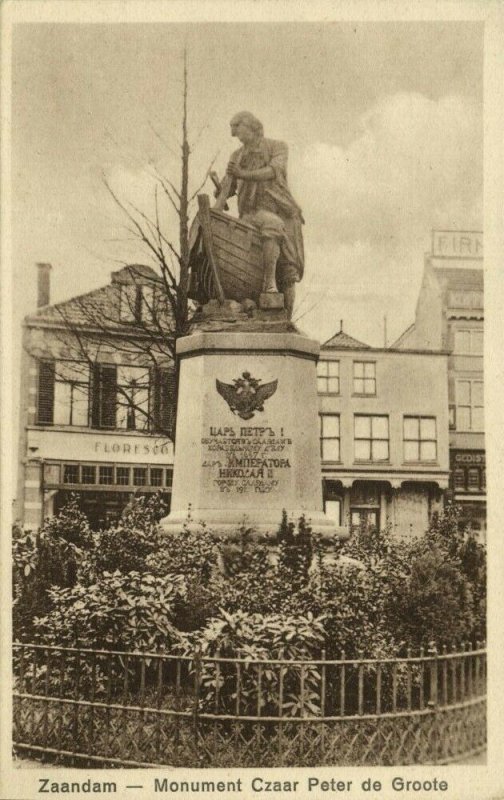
[295,92,482,344]
[301,92,481,249]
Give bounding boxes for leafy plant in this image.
[34,570,184,652]
[86,493,167,578]
[181,609,325,717]
[12,500,92,639]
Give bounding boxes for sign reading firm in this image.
[432,230,483,259]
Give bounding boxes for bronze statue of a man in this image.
[225,111,304,319]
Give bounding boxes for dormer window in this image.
[119,283,155,323]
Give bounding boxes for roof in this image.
[432,267,484,291]
[111,264,161,284]
[390,322,415,349]
[321,330,371,350]
[26,264,167,330]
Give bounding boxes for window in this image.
[403,416,437,462]
[63,464,79,484]
[119,284,155,323]
[81,465,96,484]
[116,467,130,486]
[39,361,89,426]
[454,468,466,490]
[165,469,173,488]
[351,509,379,531]
[456,380,484,431]
[133,467,147,486]
[91,365,117,429]
[468,468,480,490]
[454,328,483,355]
[354,415,389,461]
[320,414,340,461]
[353,361,376,395]
[116,366,150,431]
[37,359,173,433]
[99,466,114,485]
[150,468,163,487]
[91,364,173,432]
[317,360,339,393]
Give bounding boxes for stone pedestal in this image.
[161,331,343,540]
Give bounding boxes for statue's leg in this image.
[249,210,284,293]
[262,238,280,293]
[283,283,296,320]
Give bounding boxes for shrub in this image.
[34,570,184,652]
[388,546,475,646]
[13,500,92,640]
[276,512,314,590]
[41,497,93,550]
[87,494,167,578]
[181,609,325,716]
[147,528,222,631]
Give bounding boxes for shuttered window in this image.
[37,361,55,425]
[152,367,176,437]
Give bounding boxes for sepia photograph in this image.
[2,2,503,797]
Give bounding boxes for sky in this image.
[12,21,483,348]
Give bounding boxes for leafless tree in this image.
[48,50,217,439]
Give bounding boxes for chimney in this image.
[36,263,52,307]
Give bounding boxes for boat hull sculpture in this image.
[189,195,264,305]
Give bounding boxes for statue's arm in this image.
[268,140,288,180]
[227,163,274,182]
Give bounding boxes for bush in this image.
[86,494,167,578]
[41,497,93,550]
[181,608,326,716]
[221,515,317,617]
[13,499,93,640]
[389,504,486,645]
[146,527,222,631]
[34,570,184,652]
[388,546,475,646]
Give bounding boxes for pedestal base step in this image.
[161,507,347,542]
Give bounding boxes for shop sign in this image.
[28,427,173,464]
[452,451,485,466]
[432,231,483,258]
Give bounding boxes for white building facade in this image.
[317,330,450,538]
[394,230,485,536]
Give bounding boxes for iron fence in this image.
[13,642,486,767]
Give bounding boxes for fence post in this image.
[357,650,364,716]
[475,640,481,696]
[427,642,439,763]
[193,648,202,749]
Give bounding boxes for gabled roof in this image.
[322,330,371,350]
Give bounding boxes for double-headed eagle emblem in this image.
[216,372,278,420]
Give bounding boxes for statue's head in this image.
[230,111,264,143]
